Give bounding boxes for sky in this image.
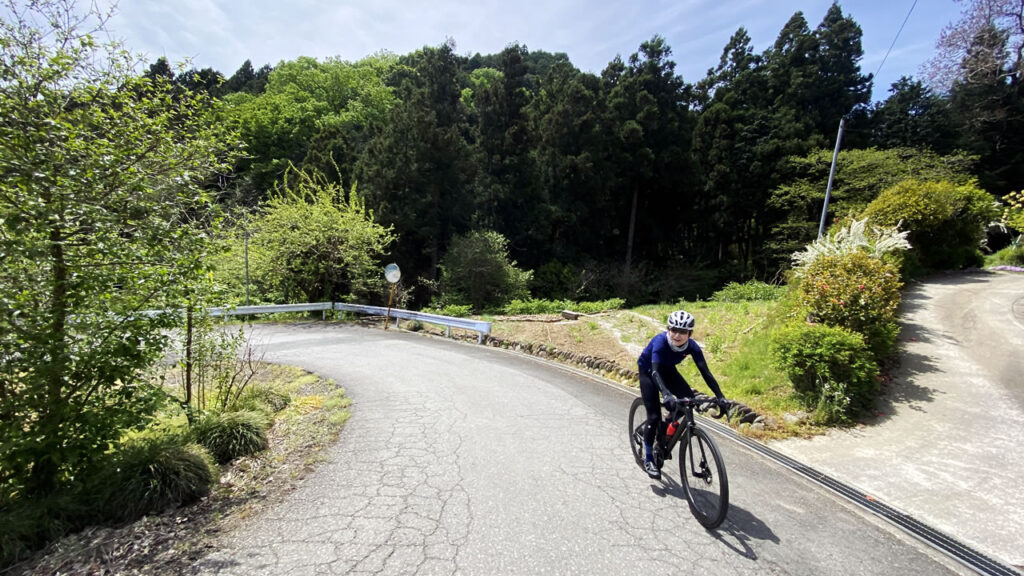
[103,0,966,102]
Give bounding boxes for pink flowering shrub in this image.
[796,251,903,360]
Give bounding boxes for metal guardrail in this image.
[209,302,333,319]
[139,302,333,319]
[140,302,490,344]
[334,303,491,344]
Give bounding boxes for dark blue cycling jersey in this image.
[637,332,722,397]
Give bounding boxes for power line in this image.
[873,0,919,83]
[821,0,921,238]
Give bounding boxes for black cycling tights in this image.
[638,369,694,445]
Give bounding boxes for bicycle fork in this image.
[687,436,714,484]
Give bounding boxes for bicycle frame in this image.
[659,403,695,457]
[658,398,726,459]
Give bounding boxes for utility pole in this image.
[818,117,846,238]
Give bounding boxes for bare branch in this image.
[925,0,1024,90]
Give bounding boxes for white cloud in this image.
[102,0,962,99]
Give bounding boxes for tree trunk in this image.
[183,302,195,423]
[625,187,638,273]
[27,226,70,496]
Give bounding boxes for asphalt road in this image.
[772,270,1024,569]
[195,322,970,575]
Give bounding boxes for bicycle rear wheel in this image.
[628,397,646,468]
[679,426,729,529]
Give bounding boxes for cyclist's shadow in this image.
[651,474,779,560]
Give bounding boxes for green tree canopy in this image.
[219,59,272,96]
[527,61,614,264]
[470,43,541,264]
[603,35,695,271]
[438,230,531,312]
[357,41,476,300]
[0,0,240,496]
[868,77,956,152]
[767,147,977,266]
[223,54,397,205]
[242,169,395,303]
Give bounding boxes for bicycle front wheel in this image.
[628,397,646,469]
[679,426,729,529]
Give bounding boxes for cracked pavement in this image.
[195,323,970,575]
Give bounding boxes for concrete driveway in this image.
[195,322,969,575]
[772,271,1024,569]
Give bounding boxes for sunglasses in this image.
[668,327,690,335]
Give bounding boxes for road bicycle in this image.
[628,395,731,529]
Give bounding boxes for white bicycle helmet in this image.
[666,310,694,352]
[667,310,695,331]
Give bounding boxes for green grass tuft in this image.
[93,432,217,523]
[233,386,292,416]
[191,411,269,464]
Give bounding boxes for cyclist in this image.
[636,310,728,479]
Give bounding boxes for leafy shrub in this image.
[771,323,879,423]
[94,432,217,522]
[191,410,269,464]
[530,260,581,300]
[426,304,473,318]
[712,281,786,302]
[173,320,264,414]
[437,230,531,313]
[987,244,1024,267]
[501,298,626,315]
[575,298,626,314]
[796,251,903,360]
[238,169,395,303]
[862,179,1000,270]
[503,298,566,315]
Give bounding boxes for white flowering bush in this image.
[791,218,910,274]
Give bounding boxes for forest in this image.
[136,2,1024,309]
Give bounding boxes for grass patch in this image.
[986,243,1024,267]
[632,299,818,437]
[493,296,817,439]
[499,298,625,315]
